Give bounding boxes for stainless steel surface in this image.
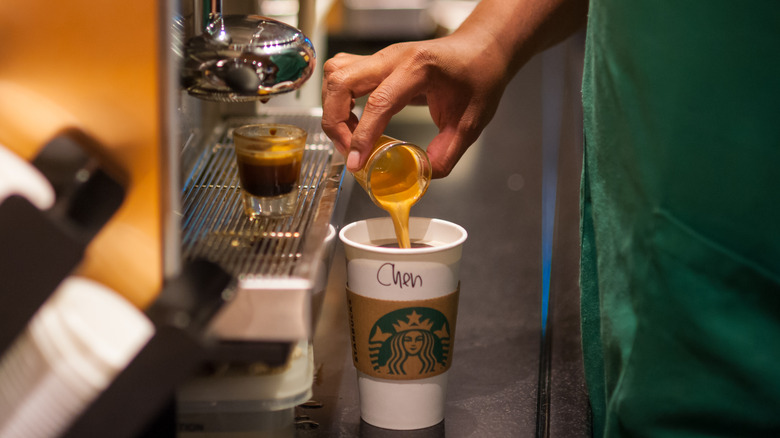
[180,109,346,341]
[182,9,317,102]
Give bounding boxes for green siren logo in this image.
[368,307,451,377]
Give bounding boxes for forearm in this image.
[455,0,589,76]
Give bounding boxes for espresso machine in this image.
[0,0,347,436]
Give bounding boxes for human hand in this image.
[321,31,513,178]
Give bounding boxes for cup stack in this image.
[0,277,154,437]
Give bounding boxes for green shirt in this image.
[580,1,780,436]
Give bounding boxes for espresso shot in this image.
[236,150,302,197]
[233,124,307,218]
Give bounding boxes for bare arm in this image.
[321,0,588,178]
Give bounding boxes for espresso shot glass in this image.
[351,135,432,210]
[233,124,307,218]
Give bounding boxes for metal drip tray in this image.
[180,109,346,342]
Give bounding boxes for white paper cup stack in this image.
[0,276,154,438]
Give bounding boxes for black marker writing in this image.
[377,263,423,289]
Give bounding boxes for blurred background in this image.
[0,0,589,436]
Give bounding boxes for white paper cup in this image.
[339,217,467,430]
[0,277,154,438]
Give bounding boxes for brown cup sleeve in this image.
[346,286,459,380]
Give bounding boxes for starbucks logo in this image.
[368,307,452,377]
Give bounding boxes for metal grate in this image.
[180,111,342,280]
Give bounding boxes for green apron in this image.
[580,1,780,436]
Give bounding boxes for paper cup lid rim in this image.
[339,217,467,254]
[39,277,154,370]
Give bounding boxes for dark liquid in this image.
[237,154,301,197]
[378,242,432,249]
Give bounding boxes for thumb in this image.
[426,129,473,179]
[346,148,363,172]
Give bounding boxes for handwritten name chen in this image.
[376,263,423,288]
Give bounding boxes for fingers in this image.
[322,47,430,171]
[321,54,363,155]
[426,129,472,179]
[323,51,394,169]
[322,44,483,178]
[347,77,416,171]
[346,51,432,171]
